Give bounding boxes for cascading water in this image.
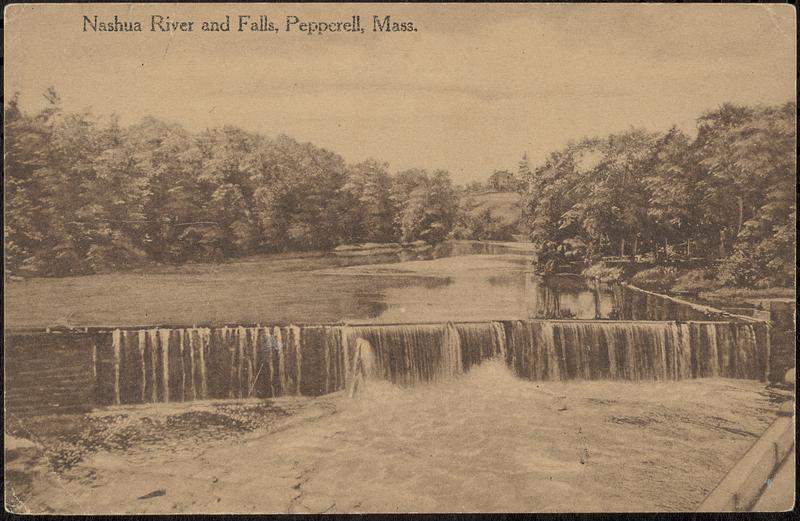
[341,324,447,386]
[505,320,767,382]
[340,322,507,387]
[96,319,769,406]
[347,337,378,397]
[102,325,316,405]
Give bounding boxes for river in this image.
[4,241,614,329]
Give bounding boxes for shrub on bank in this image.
[581,263,624,283]
[629,266,680,291]
[670,268,719,294]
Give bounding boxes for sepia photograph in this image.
[3,2,796,514]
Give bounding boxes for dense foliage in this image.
[4,91,461,276]
[520,102,796,288]
[5,92,795,289]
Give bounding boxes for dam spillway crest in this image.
[6,306,771,413]
[4,284,777,414]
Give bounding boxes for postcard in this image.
[4,3,796,514]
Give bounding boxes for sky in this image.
[4,3,796,183]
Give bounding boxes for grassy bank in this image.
[696,287,795,305]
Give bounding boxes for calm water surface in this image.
[5,241,614,328]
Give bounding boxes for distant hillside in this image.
[463,191,523,228]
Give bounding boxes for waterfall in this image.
[111,329,121,405]
[341,324,447,386]
[348,338,378,397]
[178,329,186,401]
[275,326,288,395]
[291,325,302,395]
[505,321,766,382]
[262,326,275,397]
[452,322,506,372]
[441,324,463,379]
[197,328,209,399]
[159,328,171,402]
[507,321,562,381]
[490,321,507,361]
[96,319,768,405]
[340,322,505,387]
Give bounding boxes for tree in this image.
[694,103,759,256]
[421,170,459,243]
[246,134,350,252]
[711,102,796,286]
[517,153,533,191]
[453,207,516,241]
[520,101,795,286]
[344,159,397,243]
[394,169,458,244]
[391,168,428,241]
[82,116,149,270]
[130,118,209,262]
[642,127,700,259]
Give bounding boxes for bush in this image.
[671,268,719,294]
[717,240,795,289]
[453,208,516,242]
[715,248,762,288]
[581,263,624,283]
[629,266,680,291]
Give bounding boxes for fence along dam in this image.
[5,285,773,414]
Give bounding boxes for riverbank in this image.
[4,361,788,514]
[580,262,793,313]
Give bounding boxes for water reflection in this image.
[486,274,518,287]
[325,247,616,324]
[357,298,390,319]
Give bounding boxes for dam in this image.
[2,246,782,414]
[6,312,771,413]
[92,319,767,406]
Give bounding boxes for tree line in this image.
[519,101,796,288]
[4,91,795,288]
[4,89,461,277]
